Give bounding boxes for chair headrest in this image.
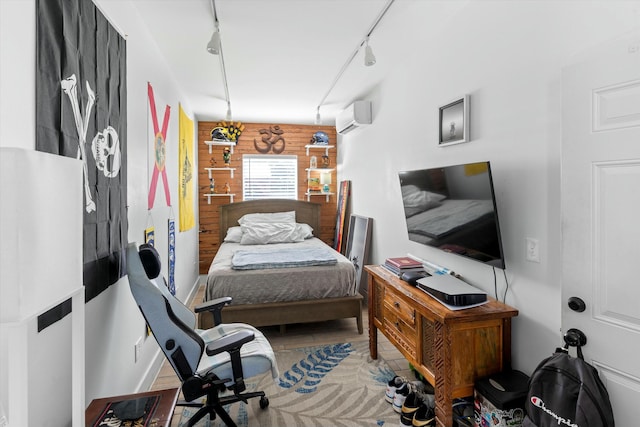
[138,243,161,279]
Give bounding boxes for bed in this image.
[197,199,363,334]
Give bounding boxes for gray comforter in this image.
[206,238,356,305]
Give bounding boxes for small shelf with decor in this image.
[205,139,236,154]
[203,193,235,204]
[305,167,334,202]
[305,144,334,156]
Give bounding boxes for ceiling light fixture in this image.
[207,23,221,55]
[364,37,376,66]
[314,0,395,123]
[208,0,232,121]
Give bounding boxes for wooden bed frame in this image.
[198,199,363,334]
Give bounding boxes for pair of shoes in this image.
[400,390,435,426]
[393,381,426,413]
[385,376,408,403]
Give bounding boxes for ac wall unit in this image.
[336,100,372,134]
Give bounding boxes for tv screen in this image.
[398,161,505,269]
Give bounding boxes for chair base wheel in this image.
[259,396,269,409]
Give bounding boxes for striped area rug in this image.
[178,341,399,426]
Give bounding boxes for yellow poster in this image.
[178,104,195,231]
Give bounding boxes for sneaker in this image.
[412,403,436,427]
[400,391,435,426]
[392,381,424,413]
[385,376,408,403]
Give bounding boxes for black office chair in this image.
[126,242,278,427]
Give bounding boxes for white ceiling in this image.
[128,0,418,125]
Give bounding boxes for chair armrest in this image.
[205,329,255,393]
[205,329,255,356]
[194,296,232,313]
[194,297,232,326]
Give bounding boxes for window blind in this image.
[242,155,298,200]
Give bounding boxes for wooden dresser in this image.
[365,265,518,427]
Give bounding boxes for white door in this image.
[562,30,640,426]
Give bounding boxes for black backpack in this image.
[523,334,615,427]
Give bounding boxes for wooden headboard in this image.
[219,199,322,241]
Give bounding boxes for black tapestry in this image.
[36,0,128,302]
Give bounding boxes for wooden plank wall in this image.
[197,122,339,274]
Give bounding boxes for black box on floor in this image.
[474,370,529,427]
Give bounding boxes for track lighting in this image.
[314,0,394,123]
[364,37,376,67]
[208,0,232,121]
[207,24,221,55]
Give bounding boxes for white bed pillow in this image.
[240,222,305,245]
[296,223,314,239]
[237,210,296,225]
[225,222,312,243]
[223,226,244,243]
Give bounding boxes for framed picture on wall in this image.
[438,95,469,146]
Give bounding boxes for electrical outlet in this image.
[525,237,540,263]
[135,337,143,363]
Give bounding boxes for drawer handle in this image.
[394,301,400,309]
[395,321,401,331]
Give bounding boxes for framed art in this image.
[439,95,469,146]
[333,180,351,253]
[345,215,373,299]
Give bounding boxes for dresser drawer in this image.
[384,288,416,327]
[383,311,417,358]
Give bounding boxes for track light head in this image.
[207,29,221,55]
[225,104,232,121]
[315,107,321,125]
[364,39,376,67]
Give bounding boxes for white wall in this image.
[0,0,200,412]
[338,1,639,374]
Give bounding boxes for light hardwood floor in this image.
[149,278,412,426]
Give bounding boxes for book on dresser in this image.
[383,256,425,276]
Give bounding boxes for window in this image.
[242,155,298,200]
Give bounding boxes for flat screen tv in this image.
[398,161,505,269]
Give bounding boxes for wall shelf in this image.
[305,167,335,173]
[305,167,335,202]
[204,167,235,179]
[204,193,235,204]
[305,144,334,156]
[305,192,334,202]
[205,139,236,154]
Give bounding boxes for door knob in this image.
[568,296,586,312]
[564,328,587,347]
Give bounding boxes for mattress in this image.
[206,237,357,305]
